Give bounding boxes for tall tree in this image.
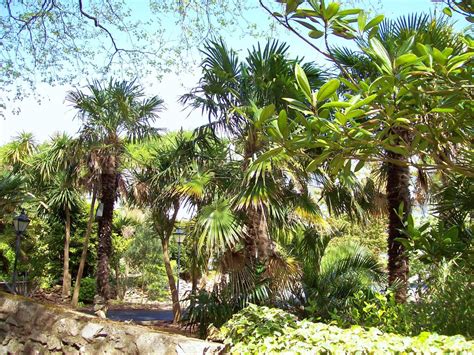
[33,133,83,297]
[260,1,471,301]
[67,80,163,299]
[129,132,221,322]
[181,39,324,265]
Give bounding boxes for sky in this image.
[0,0,460,145]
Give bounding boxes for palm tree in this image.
[33,133,83,297]
[67,80,163,299]
[129,131,224,322]
[181,39,325,265]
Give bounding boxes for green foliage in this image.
[330,291,413,335]
[78,277,96,303]
[220,304,474,354]
[301,240,385,319]
[183,289,235,338]
[330,216,387,257]
[143,265,170,301]
[414,261,474,338]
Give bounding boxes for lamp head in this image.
[13,209,30,233]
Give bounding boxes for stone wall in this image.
[0,292,224,354]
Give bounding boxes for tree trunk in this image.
[386,152,411,303]
[242,131,274,264]
[191,239,199,296]
[246,206,273,263]
[162,237,181,323]
[62,206,72,297]
[97,161,117,300]
[71,189,97,307]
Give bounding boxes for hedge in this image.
[218,304,474,354]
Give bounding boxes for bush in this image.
[414,262,474,337]
[219,304,474,354]
[330,291,413,335]
[183,290,235,338]
[78,277,96,303]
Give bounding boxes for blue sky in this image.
[0,0,462,144]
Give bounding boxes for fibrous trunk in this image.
[386,152,411,303]
[62,206,72,297]
[246,206,273,263]
[97,165,116,300]
[162,237,181,323]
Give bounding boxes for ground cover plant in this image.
[218,304,474,354]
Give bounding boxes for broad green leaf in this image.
[432,48,447,65]
[357,11,367,32]
[320,101,351,109]
[369,75,394,92]
[307,152,331,172]
[335,112,348,125]
[397,36,415,56]
[325,2,339,19]
[395,53,419,67]
[354,159,365,172]
[295,64,312,101]
[294,20,318,31]
[259,104,275,124]
[286,0,299,14]
[317,79,340,102]
[338,9,362,16]
[340,77,360,91]
[443,7,452,16]
[345,109,365,119]
[309,29,324,39]
[365,15,384,31]
[346,94,377,111]
[384,144,408,155]
[254,147,284,164]
[277,110,288,137]
[369,37,392,74]
[394,118,411,125]
[430,108,455,113]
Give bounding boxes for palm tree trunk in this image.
[160,203,181,323]
[191,240,199,296]
[62,206,72,297]
[162,236,181,323]
[247,206,273,262]
[386,152,411,303]
[97,164,117,300]
[71,189,97,307]
[242,133,274,264]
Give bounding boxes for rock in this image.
[0,322,10,333]
[5,315,18,326]
[16,302,38,323]
[53,317,80,336]
[29,331,48,345]
[0,298,19,314]
[81,323,105,341]
[47,336,62,351]
[0,312,8,320]
[136,333,169,354]
[95,310,107,319]
[0,292,224,354]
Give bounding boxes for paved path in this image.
[107,309,174,322]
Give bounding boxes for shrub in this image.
[330,291,413,335]
[414,262,474,338]
[219,304,474,354]
[183,290,235,338]
[78,277,96,303]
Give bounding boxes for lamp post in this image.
[12,209,30,294]
[173,227,186,299]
